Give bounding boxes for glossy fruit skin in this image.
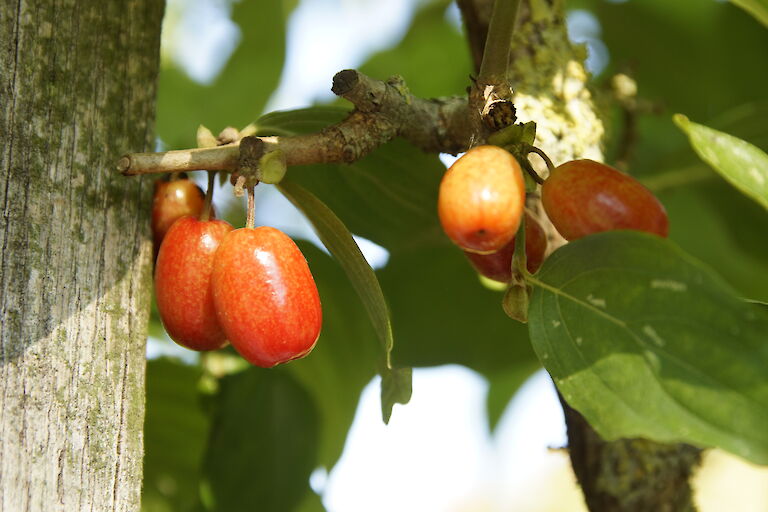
[152,177,207,247]
[542,159,668,240]
[438,145,526,254]
[155,216,233,351]
[465,213,548,282]
[211,227,322,368]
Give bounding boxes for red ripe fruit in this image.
[438,145,526,254]
[542,159,668,240]
[465,213,548,282]
[152,177,207,247]
[155,216,233,351]
[211,227,322,368]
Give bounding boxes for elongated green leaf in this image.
[730,0,768,27]
[202,368,318,512]
[674,114,768,209]
[528,231,768,464]
[277,181,410,422]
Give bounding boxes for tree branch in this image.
[118,70,472,177]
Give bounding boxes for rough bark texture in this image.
[0,1,163,510]
[561,397,702,512]
[459,0,702,509]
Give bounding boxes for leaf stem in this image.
[478,0,521,85]
[520,157,545,185]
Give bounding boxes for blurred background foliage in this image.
[144,0,768,510]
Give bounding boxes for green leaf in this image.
[202,368,318,512]
[381,367,413,423]
[277,181,410,422]
[674,114,768,210]
[143,359,209,512]
[730,0,768,27]
[528,231,768,465]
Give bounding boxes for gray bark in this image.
[0,1,164,510]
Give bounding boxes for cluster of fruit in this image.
[151,175,322,367]
[438,145,668,284]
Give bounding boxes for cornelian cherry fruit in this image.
[211,227,322,368]
[152,176,207,248]
[154,216,233,351]
[438,145,526,254]
[542,159,668,240]
[465,213,548,282]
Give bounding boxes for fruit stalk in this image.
[200,171,216,222]
[246,185,256,229]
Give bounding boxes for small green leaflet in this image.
[674,114,768,210]
[528,231,768,464]
[730,0,768,28]
[277,180,411,423]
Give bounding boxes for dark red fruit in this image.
[155,216,233,351]
[465,213,548,282]
[438,145,526,254]
[542,159,668,240]
[152,177,207,247]
[211,227,322,368]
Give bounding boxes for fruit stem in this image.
[169,171,181,182]
[246,184,256,229]
[520,157,545,185]
[200,171,216,222]
[511,214,528,279]
[478,0,521,85]
[527,145,556,175]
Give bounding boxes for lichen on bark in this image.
[0,1,164,510]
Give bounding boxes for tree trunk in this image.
[0,1,164,510]
[561,397,701,512]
